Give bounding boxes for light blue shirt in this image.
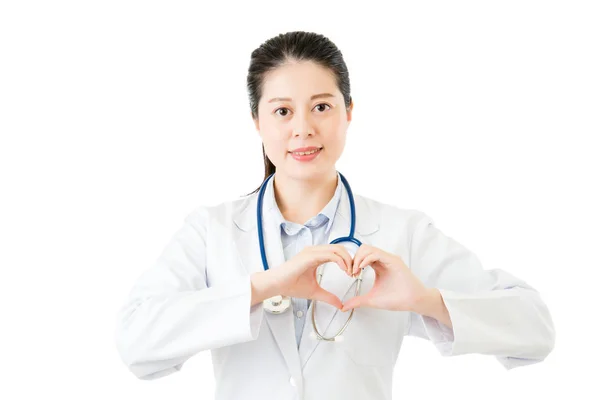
[264,172,343,348]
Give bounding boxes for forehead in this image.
[260,61,339,101]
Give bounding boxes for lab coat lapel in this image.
[232,193,303,391]
[298,186,379,368]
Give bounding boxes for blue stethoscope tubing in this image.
[256,171,364,340]
[257,171,362,272]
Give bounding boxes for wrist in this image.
[410,287,441,317]
[411,287,453,329]
[250,270,280,307]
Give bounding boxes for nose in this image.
[293,129,314,138]
[292,114,315,138]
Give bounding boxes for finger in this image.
[352,247,373,276]
[333,254,347,274]
[327,245,352,275]
[334,244,354,276]
[313,250,345,274]
[341,295,371,312]
[329,252,347,274]
[354,253,381,276]
[313,288,343,310]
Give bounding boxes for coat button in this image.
[289,377,296,387]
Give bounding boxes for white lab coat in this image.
[114,185,555,400]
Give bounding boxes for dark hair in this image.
[244,31,352,196]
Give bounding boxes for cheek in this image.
[261,131,288,161]
[324,123,347,147]
[324,115,347,137]
[326,133,347,160]
[263,131,287,147]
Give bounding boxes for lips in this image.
[289,146,322,162]
[289,146,323,153]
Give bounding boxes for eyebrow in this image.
[267,93,335,103]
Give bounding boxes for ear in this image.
[346,100,354,123]
[252,114,260,132]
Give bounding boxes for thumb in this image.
[341,295,370,312]
[312,288,343,310]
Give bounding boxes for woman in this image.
[114,31,555,400]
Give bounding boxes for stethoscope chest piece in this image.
[263,295,292,314]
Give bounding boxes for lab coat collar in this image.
[233,173,378,236]
[264,171,343,235]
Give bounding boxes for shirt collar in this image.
[265,171,342,234]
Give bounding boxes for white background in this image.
[1,1,598,399]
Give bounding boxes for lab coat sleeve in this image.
[404,212,555,370]
[114,206,264,380]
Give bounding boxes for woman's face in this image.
[254,60,353,181]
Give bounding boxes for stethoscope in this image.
[257,171,364,342]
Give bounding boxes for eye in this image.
[274,103,331,117]
[314,103,331,113]
[274,107,291,117]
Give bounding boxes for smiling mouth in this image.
[288,147,323,156]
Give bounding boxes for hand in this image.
[267,244,354,310]
[341,244,429,312]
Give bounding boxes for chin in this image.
[287,164,333,180]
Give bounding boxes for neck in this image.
[273,170,338,225]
